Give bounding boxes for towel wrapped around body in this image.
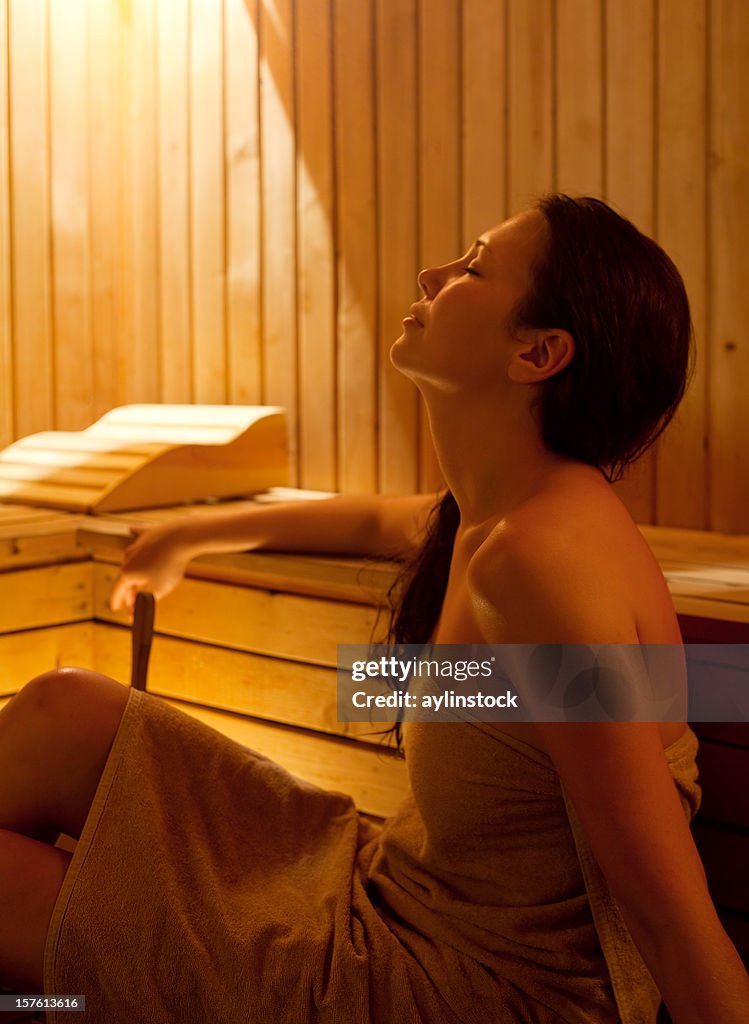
[43,687,700,1023]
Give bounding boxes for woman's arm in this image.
[470,525,749,1024]
[110,491,438,612]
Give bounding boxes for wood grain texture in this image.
[88,0,124,420]
[0,0,12,447]
[655,0,708,529]
[0,1,745,531]
[0,621,94,695]
[259,0,298,478]
[334,0,377,493]
[8,0,53,437]
[50,0,93,432]
[418,0,461,491]
[375,0,419,494]
[0,561,93,632]
[462,0,507,244]
[93,623,397,746]
[225,0,262,405]
[506,0,553,214]
[190,0,226,404]
[126,0,160,403]
[555,0,603,197]
[604,0,657,523]
[296,0,336,489]
[93,562,379,666]
[157,0,192,402]
[710,0,749,532]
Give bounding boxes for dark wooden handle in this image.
[130,591,156,691]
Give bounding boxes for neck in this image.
[421,389,584,528]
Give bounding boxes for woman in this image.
[1,195,747,1023]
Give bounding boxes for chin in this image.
[390,336,436,391]
[389,335,410,372]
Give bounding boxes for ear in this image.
[508,329,575,383]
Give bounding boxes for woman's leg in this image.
[0,668,130,993]
[0,828,71,991]
[0,667,130,841]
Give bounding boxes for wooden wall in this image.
[0,1,747,530]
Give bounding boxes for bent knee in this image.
[17,667,129,721]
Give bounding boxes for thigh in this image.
[0,669,131,840]
[0,828,72,993]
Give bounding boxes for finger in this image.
[110,576,137,612]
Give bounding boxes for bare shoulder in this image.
[465,475,688,750]
[467,475,677,646]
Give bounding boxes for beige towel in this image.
[44,689,457,1023]
[365,719,700,1023]
[561,728,701,1023]
[44,687,699,1023]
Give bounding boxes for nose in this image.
[417,263,447,299]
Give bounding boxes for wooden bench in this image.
[0,501,747,968]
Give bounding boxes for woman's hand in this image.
[110,522,193,614]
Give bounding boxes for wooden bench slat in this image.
[92,622,397,747]
[0,562,93,632]
[92,563,381,667]
[0,622,94,695]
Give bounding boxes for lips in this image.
[407,304,426,326]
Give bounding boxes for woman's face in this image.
[390,208,548,393]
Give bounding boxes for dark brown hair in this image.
[377,194,694,756]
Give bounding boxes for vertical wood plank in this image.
[49,0,93,430]
[126,0,160,402]
[710,0,749,532]
[605,0,656,522]
[0,0,12,445]
[296,0,335,489]
[0,0,743,531]
[375,0,419,494]
[605,0,656,229]
[190,0,226,403]
[225,0,262,404]
[259,0,297,480]
[8,0,53,437]
[418,0,461,491]
[656,0,708,529]
[88,0,124,420]
[462,0,507,247]
[555,0,603,197]
[157,0,192,402]
[334,0,377,492]
[506,0,553,215]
